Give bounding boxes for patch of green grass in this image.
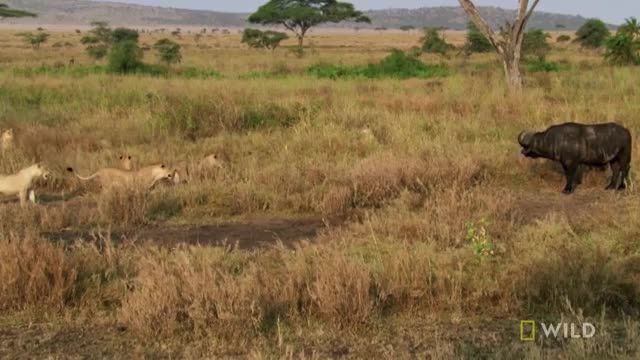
[523,58,572,72]
[306,50,449,79]
[11,64,223,80]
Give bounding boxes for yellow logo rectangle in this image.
[520,320,535,341]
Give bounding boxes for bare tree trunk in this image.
[503,54,522,90]
[457,0,541,91]
[297,34,304,49]
[502,39,524,90]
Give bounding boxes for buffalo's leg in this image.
[618,164,630,190]
[562,162,580,194]
[606,162,622,190]
[617,148,632,190]
[576,166,585,185]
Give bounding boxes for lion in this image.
[1,129,15,152]
[172,153,226,184]
[67,164,173,190]
[119,154,135,171]
[0,163,50,206]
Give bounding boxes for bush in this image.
[153,38,182,66]
[306,50,449,80]
[421,28,450,55]
[557,34,571,43]
[605,34,640,65]
[108,40,144,74]
[112,27,139,43]
[575,18,610,48]
[241,28,288,51]
[523,58,570,72]
[465,22,492,54]
[522,29,551,60]
[15,32,50,50]
[176,66,223,79]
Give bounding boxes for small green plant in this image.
[465,219,494,258]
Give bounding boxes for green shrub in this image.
[522,29,551,60]
[241,28,289,51]
[557,34,571,43]
[306,50,449,79]
[465,22,492,54]
[177,66,223,79]
[108,40,144,74]
[153,38,182,66]
[575,19,610,48]
[523,58,570,72]
[604,34,640,65]
[112,27,139,43]
[421,28,450,55]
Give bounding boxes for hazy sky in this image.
[103,1,639,24]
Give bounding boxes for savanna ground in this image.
[1,27,640,358]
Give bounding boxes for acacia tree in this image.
[154,38,182,66]
[0,3,36,19]
[248,0,370,51]
[242,28,289,51]
[16,32,50,50]
[81,21,113,61]
[457,0,542,90]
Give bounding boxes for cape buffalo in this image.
[518,122,632,194]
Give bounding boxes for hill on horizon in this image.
[1,0,606,30]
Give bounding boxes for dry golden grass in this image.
[1,29,640,357]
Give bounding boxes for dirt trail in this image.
[45,217,334,250]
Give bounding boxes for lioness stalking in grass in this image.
[119,155,135,171]
[172,153,225,184]
[0,163,50,206]
[67,164,173,190]
[1,129,14,152]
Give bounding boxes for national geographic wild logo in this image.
[520,320,596,341]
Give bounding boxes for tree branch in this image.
[514,0,541,43]
[457,0,504,54]
[523,0,541,28]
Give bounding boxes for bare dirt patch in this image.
[509,187,636,228]
[44,217,335,250]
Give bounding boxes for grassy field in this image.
[1,28,640,358]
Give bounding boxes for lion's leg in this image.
[19,190,28,207]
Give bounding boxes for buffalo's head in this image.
[518,131,541,158]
